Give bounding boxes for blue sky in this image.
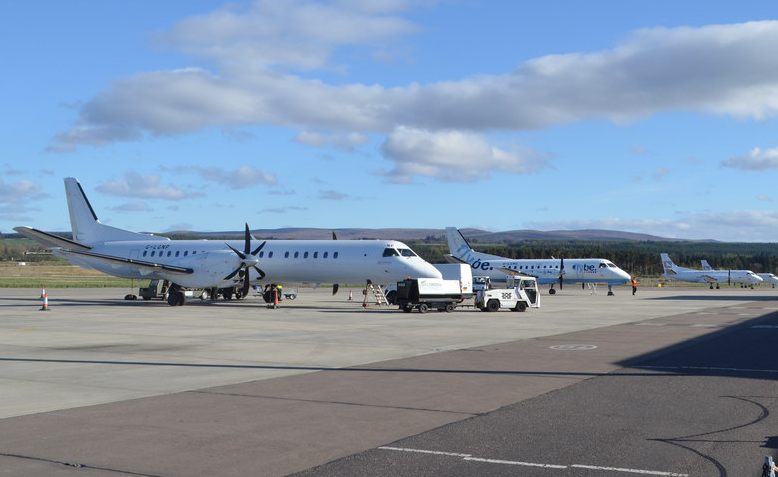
[3,0,778,241]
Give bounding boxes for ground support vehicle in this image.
[395,277,472,313]
[475,276,540,312]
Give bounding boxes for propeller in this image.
[558,257,564,290]
[331,230,339,295]
[224,223,266,297]
[728,269,731,287]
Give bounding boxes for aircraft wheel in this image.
[549,288,556,295]
[167,291,180,306]
[486,299,500,312]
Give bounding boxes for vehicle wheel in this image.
[124,294,137,300]
[514,302,527,312]
[445,303,455,313]
[177,292,185,306]
[549,288,556,295]
[486,299,500,312]
[386,290,397,305]
[402,306,412,313]
[418,303,428,313]
[167,292,180,306]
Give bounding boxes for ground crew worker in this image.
[762,455,777,477]
[631,276,638,296]
[277,284,283,302]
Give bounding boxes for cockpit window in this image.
[598,263,606,268]
[398,248,417,257]
[382,248,400,257]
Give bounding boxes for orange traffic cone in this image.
[40,288,50,311]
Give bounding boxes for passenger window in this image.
[303,251,309,258]
[268,251,273,258]
[324,252,329,258]
[150,251,155,257]
[259,251,264,258]
[143,251,147,257]
[313,252,318,259]
[294,251,299,258]
[167,251,172,257]
[193,251,197,255]
[184,251,188,256]
[175,251,180,257]
[334,252,339,259]
[285,252,290,258]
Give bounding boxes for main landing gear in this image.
[607,284,614,296]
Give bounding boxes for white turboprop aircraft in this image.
[700,259,775,288]
[660,253,762,289]
[445,227,630,295]
[15,178,442,305]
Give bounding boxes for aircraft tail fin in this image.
[445,227,474,259]
[660,253,678,274]
[64,177,168,244]
[701,260,714,271]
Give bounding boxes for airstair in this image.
[363,283,389,307]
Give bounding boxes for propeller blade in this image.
[253,266,266,280]
[559,257,564,290]
[224,266,243,280]
[244,223,251,256]
[226,243,246,260]
[251,240,267,256]
[332,283,339,295]
[728,269,731,286]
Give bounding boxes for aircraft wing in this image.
[65,249,193,274]
[443,254,468,264]
[498,267,537,278]
[14,226,91,250]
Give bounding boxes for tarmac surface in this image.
[0,286,776,476]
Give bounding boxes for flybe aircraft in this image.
[445,227,630,295]
[15,178,442,306]
[660,253,762,289]
[757,273,778,287]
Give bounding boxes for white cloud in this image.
[294,131,369,151]
[259,205,308,214]
[96,172,202,201]
[108,201,152,212]
[381,127,549,182]
[721,146,778,170]
[756,194,771,201]
[0,179,48,221]
[318,190,349,200]
[193,165,277,189]
[50,19,778,156]
[527,210,778,242]
[653,167,669,179]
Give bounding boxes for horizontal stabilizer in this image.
[65,249,193,274]
[14,226,92,250]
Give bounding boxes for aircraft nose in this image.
[410,259,442,279]
[615,268,631,281]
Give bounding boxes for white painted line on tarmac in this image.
[464,456,567,469]
[379,446,687,475]
[690,324,719,328]
[571,463,688,476]
[635,323,665,326]
[378,446,471,458]
[639,365,778,374]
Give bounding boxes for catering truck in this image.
[394,264,474,313]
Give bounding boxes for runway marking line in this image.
[378,446,687,475]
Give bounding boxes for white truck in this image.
[394,265,474,313]
[385,263,472,306]
[475,275,540,312]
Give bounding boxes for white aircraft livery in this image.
[16,178,442,305]
[660,253,762,289]
[757,273,778,287]
[445,227,630,295]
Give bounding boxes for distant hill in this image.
[4,227,707,243]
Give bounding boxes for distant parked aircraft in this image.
[757,273,778,288]
[445,227,630,295]
[660,253,762,289]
